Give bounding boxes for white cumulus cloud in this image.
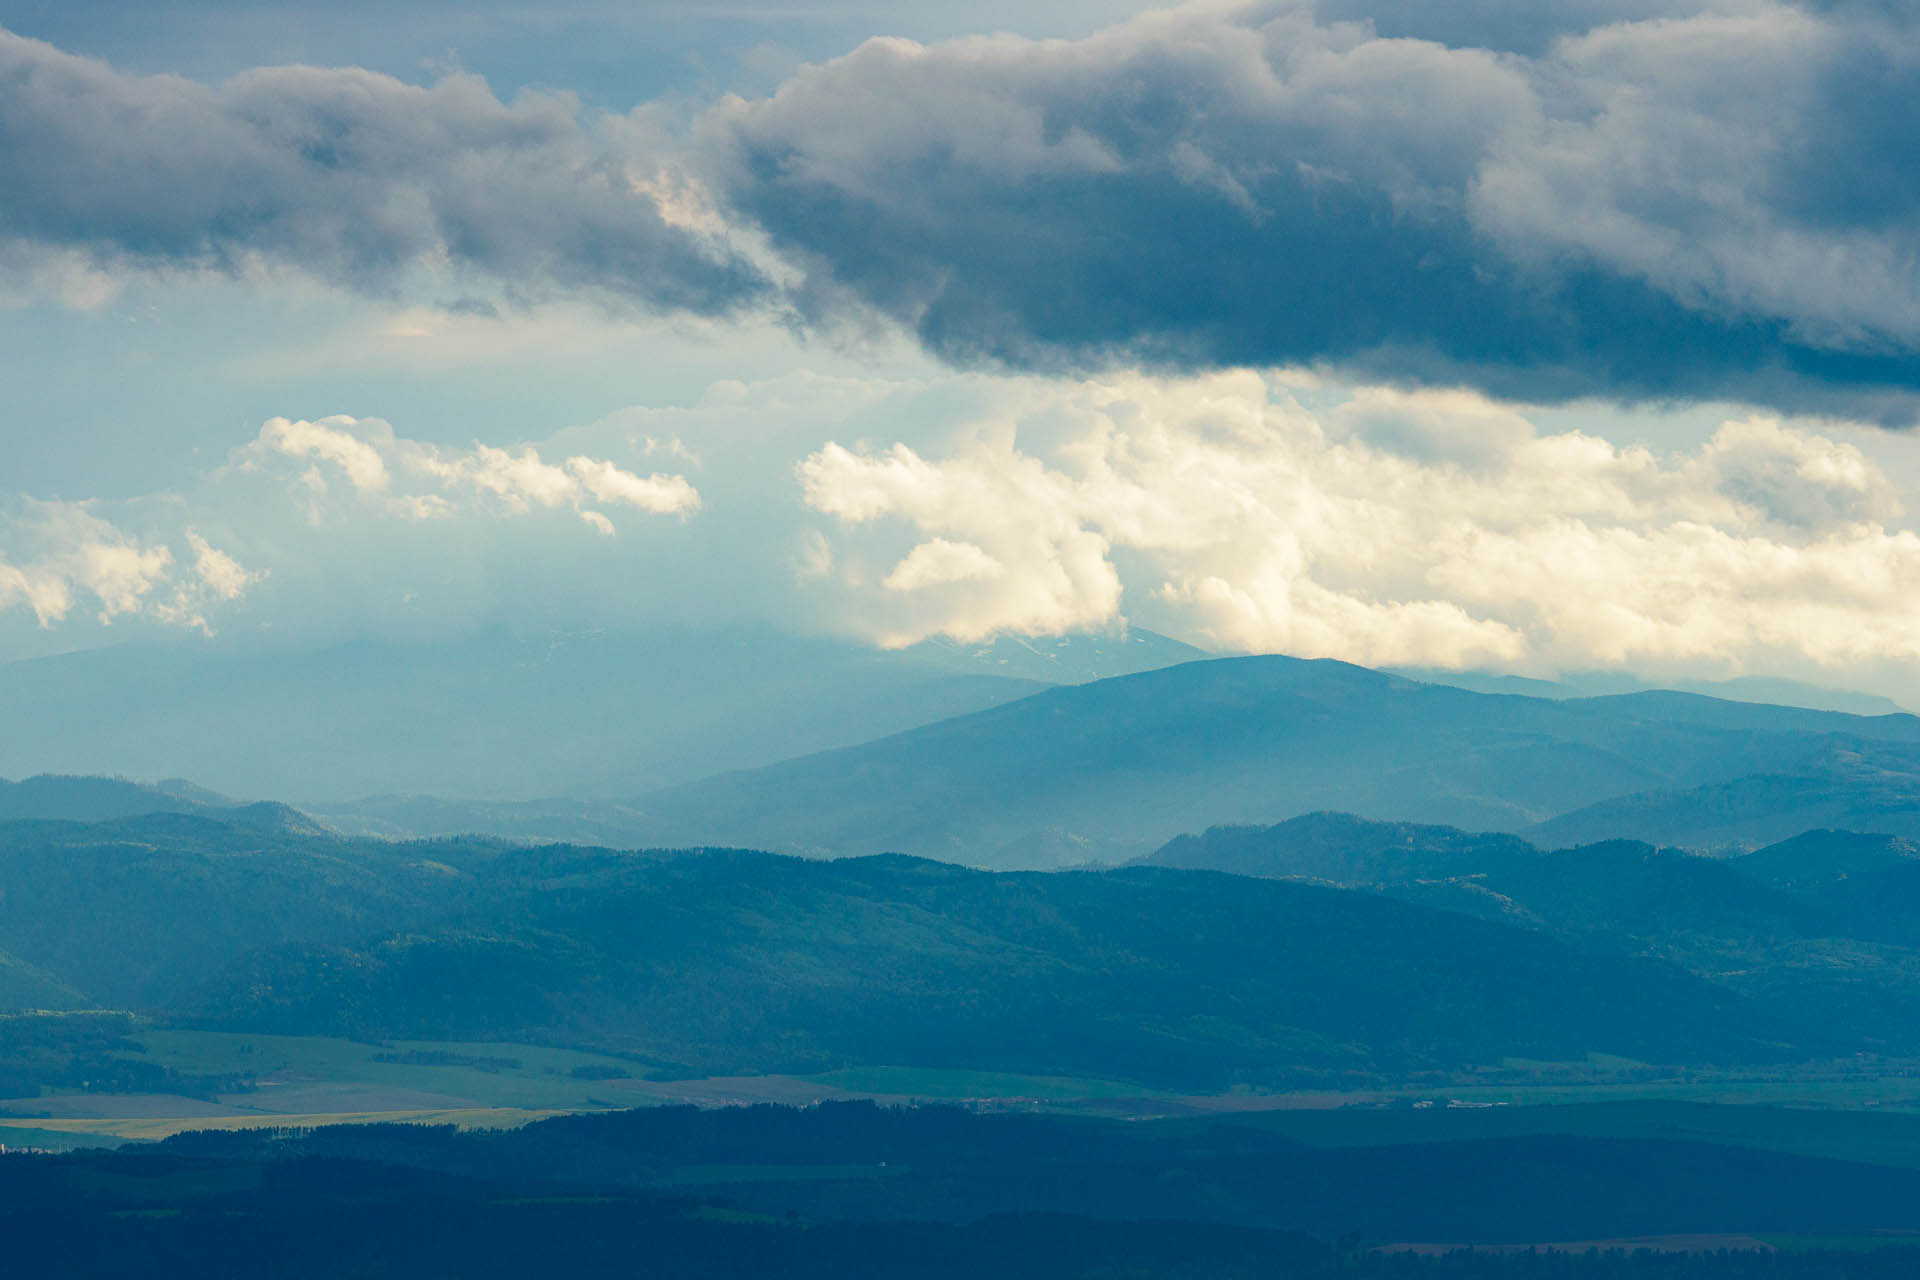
[798,371,1920,674]
[245,415,701,534]
[0,502,262,633]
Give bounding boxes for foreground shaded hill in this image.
[14,1104,1920,1275]
[631,656,1920,866]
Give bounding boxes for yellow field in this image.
[0,1106,580,1142]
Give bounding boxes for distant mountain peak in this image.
[900,626,1209,684]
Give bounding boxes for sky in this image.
[5,0,1920,701]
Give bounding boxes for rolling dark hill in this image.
[199,848,1783,1088]
[1147,819,1824,952]
[1472,842,1819,948]
[1147,812,1539,883]
[0,814,569,1009]
[1805,861,1920,950]
[630,655,1920,867]
[1735,830,1920,890]
[16,807,1920,1088]
[1138,815,1920,1052]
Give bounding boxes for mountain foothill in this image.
[3,651,1920,1092]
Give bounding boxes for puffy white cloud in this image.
[800,435,1123,646]
[259,416,392,493]
[0,502,263,633]
[884,539,1006,591]
[246,414,701,533]
[565,456,702,517]
[798,371,1920,673]
[15,368,1920,697]
[184,529,262,603]
[0,409,702,643]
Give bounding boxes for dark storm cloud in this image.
[7,3,1920,417]
[0,28,770,312]
[707,1,1920,418]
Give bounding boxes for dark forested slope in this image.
[198,849,1783,1086]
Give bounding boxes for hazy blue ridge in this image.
[627,654,1920,867]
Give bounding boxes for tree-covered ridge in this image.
[8,1103,1920,1278]
[3,808,1918,1089]
[200,849,1783,1087]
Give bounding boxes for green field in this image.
[132,1029,656,1111]
[8,1023,1920,1169]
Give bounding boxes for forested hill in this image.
[198,851,1776,1086]
[1145,814,1920,1055]
[0,813,1792,1088]
[14,808,1920,1089]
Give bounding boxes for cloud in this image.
[708,0,1920,418]
[15,367,1920,696]
[800,436,1123,646]
[0,411,702,642]
[798,370,1920,673]
[884,539,1006,590]
[246,415,701,532]
[0,27,769,313]
[0,501,262,632]
[9,6,1917,419]
[260,416,391,493]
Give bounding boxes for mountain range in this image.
[624,655,1920,866]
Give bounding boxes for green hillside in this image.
[195,849,1781,1088]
